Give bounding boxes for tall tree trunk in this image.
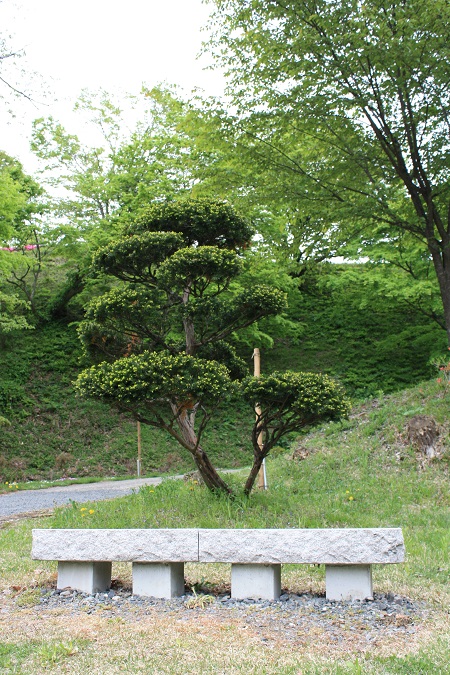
[182,283,196,355]
[50,270,85,319]
[427,231,450,346]
[192,446,234,495]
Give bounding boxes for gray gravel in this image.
[28,586,427,644]
[0,476,171,519]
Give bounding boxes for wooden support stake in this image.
[253,348,267,490]
[137,421,142,478]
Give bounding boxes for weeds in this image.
[185,589,215,609]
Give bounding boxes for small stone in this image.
[59,590,72,597]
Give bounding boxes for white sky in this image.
[1,0,224,172]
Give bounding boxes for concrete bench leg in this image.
[231,564,281,600]
[325,565,373,601]
[132,562,185,598]
[57,561,112,594]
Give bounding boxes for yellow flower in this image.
[345,490,350,494]
[348,496,354,501]
[89,510,95,515]
[80,507,87,512]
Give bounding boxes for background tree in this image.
[31,88,205,241]
[207,0,450,341]
[0,151,74,321]
[0,0,47,108]
[0,151,51,324]
[0,16,28,102]
[75,198,349,495]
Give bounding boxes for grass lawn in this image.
[0,378,448,673]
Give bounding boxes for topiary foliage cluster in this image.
[76,352,234,420]
[76,198,349,495]
[242,371,351,423]
[128,197,254,249]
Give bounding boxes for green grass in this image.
[0,639,90,673]
[0,641,36,673]
[48,377,449,604]
[1,378,449,672]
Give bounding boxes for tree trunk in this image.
[192,446,234,495]
[173,403,233,495]
[243,425,269,496]
[243,454,264,496]
[427,231,450,347]
[50,270,85,319]
[182,283,197,355]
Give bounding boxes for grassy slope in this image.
[0,377,449,673]
[0,324,253,483]
[0,288,446,484]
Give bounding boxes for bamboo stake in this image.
[253,348,267,490]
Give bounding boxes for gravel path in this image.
[0,476,175,519]
[0,470,244,520]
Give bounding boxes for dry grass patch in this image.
[0,594,448,674]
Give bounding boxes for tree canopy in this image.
[207,0,450,341]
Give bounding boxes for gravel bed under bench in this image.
[31,585,427,647]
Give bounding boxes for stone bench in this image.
[32,527,405,602]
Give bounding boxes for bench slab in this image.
[32,528,199,562]
[198,528,405,564]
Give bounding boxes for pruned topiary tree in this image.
[75,197,350,495]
